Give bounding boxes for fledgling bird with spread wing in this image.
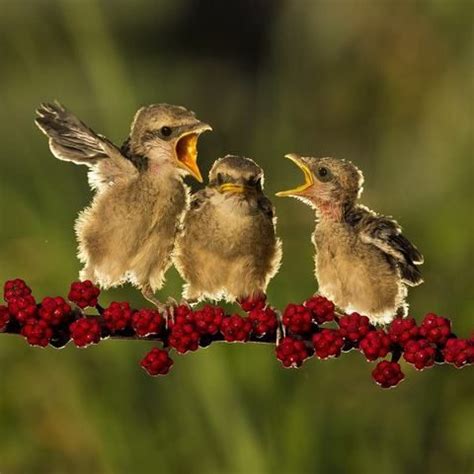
[277,154,423,324]
[174,155,282,303]
[35,102,211,313]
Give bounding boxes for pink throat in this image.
[315,200,343,221]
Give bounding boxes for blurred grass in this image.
[0,0,473,473]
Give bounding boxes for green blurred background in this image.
[0,0,473,472]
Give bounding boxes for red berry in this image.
[403,338,436,370]
[132,308,164,337]
[372,360,405,388]
[338,313,371,343]
[388,317,419,347]
[193,305,225,335]
[103,302,133,332]
[276,336,310,368]
[38,296,72,326]
[248,307,278,336]
[4,279,32,302]
[282,304,313,334]
[220,314,252,342]
[21,319,53,347]
[8,295,37,324]
[359,330,391,361]
[140,347,173,376]
[443,338,474,368]
[168,311,200,353]
[312,329,344,359]
[0,305,10,331]
[419,313,451,345]
[238,294,267,312]
[68,280,100,308]
[69,318,101,347]
[304,295,335,324]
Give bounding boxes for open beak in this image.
[276,153,314,197]
[218,183,248,194]
[175,122,212,182]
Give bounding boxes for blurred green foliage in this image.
[0,0,473,472]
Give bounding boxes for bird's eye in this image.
[216,173,224,185]
[247,176,261,187]
[160,126,172,137]
[316,166,332,182]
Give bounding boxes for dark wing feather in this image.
[35,102,137,186]
[257,196,275,220]
[356,210,424,286]
[189,189,212,211]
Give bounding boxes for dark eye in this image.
[160,126,172,137]
[316,166,331,182]
[247,176,261,187]
[216,173,224,185]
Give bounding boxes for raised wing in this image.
[355,208,424,286]
[35,102,138,187]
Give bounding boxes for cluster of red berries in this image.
[312,329,344,359]
[275,337,310,367]
[69,317,102,347]
[132,308,164,337]
[247,307,278,336]
[372,361,405,388]
[103,301,133,332]
[140,347,173,376]
[282,304,313,334]
[68,280,100,308]
[359,330,391,361]
[168,304,256,352]
[1,279,473,387]
[304,295,335,324]
[338,313,372,343]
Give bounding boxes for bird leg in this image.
[141,286,171,324]
[275,309,285,345]
[164,297,198,323]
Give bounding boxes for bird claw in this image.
[275,310,285,345]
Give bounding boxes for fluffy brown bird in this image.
[35,102,211,312]
[277,154,423,324]
[174,155,282,303]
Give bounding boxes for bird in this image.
[174,154,282,304]
[35,101,211,314]
[276,154,423,324]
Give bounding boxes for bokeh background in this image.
[0,0,473,472]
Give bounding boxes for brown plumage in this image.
[277,154,423,324]
[174,155,282,303]
[35,101,211,312]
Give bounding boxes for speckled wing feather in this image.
[189,188,213,211]
[35,102,137,186]
[352,207,424,286]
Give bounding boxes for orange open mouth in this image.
[276,154,314,197]
[176,133,203,182]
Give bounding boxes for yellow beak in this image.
[175,124,211,183]
[276,154,314,197]
[218,183,248,194]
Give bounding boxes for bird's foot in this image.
[163,297,180,327]
[141,287,171,323]
[179,298,197,309]
[275,309,285,345]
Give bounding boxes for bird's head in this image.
[209,155,264,195]
[276,154,364,216]
[124,104,212,181]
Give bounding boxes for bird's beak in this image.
[276,154,314,197]
[218,183,248,194]
[175,122,212,183]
